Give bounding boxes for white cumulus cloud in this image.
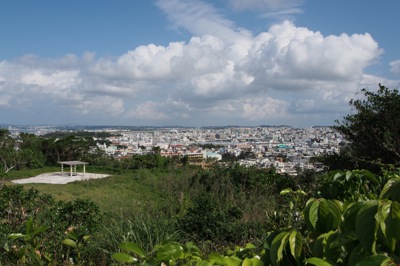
[242,97,290,120]
[390,60,400,76]
[0,0,393,126]
[127,101,169,120]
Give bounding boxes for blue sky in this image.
[1,0,399,127]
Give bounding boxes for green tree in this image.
[54,135,92,162]
[334,84,400,171]
[0,129,17,182]
[16,133,45,169]
[176,193,246,243]
[40,135,95,165]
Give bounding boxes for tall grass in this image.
[103,213,180,252]
[88,212,181,265]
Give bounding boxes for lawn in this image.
[9,168,172,216]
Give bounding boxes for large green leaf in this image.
[249,258,264,266]
[317,200,334,233]
[156,242,183,261]
[331,200,343,213]
[242,257,263,266]
[223,256,242,266]
[304,257,336,266]
[311,231,337,261]
[270,231,290,266]
[208,252,225,264]
[289,230,303,263]
[362,170,379,185]
[329,231,358,249]
[112,252,138,263]
[118,242,146,258]
[325,200,342,230]
[185,241,201,254]
[244,243,257,250]
[242,258,253,266]
[62,239,77,249]
[355,254,395,266]
[342,202,365,232]
[305,199,320,231]
[264,231,280,250]
[345,171,352,182]
[7,233,26,240]
[333,172,343,182]
[317,200,337,233]
[355,201,379,253]
[380,178,400,201]
[305,198,340,234]
[377,200,400,252]
[280,188,293,195]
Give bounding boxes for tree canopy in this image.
[334,84,400,169]
[0,129,16,176]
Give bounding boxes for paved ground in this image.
[12,172,110,185]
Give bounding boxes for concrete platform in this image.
[12,172,110,184]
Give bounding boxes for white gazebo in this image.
[58,161,89,177]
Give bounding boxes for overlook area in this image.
[1,85,400,265]
[1,0,400,264]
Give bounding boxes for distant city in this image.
[1,123,342,176]
[1,124,331,134]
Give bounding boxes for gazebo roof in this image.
[58,161,88,166]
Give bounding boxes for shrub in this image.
[0,185,103,264]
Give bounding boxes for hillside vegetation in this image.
[1,85,399,265]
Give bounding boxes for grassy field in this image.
[2,165,285,264]
[6,166,277,221]
[7,167,172,216]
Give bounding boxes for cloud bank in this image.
[0,0,396,126]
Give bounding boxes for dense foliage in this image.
[0,129,17,176]
[3,166,400,265]
[0,130,108,176]
[112,169,400,265]
[333,84,400,171]
[0,185,102,264]
[0,163,298,264]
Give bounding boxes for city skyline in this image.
[1,0,399,127]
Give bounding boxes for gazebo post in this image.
[59,161,89,178]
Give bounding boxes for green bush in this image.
[0,185,103,264]
[0,185,54,235]
[266,169,400,265]
[176,193,263,246]
[112,169,400,265]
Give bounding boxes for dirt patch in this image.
[12,172,110,185]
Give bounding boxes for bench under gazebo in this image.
[58,161,88,177]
